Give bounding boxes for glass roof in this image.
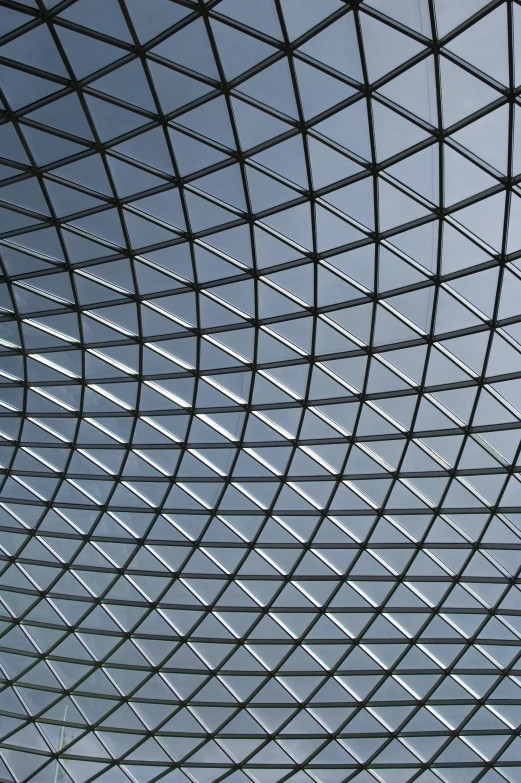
[0,1,521,782]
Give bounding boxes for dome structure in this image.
[1,1,521,782]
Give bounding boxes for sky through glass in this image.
[0,1,521,783]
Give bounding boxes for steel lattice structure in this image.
[0,1,521,782]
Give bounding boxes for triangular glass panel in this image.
[185,191,238,232]
[0,64,62,110]
[299,12,362,81]
[107,155,166,197]
[443,144,497,205]
[294,59,357,119]
[434,0,496,39]
[44,180,105,217]
[252,135,308,188]
[453,192,506,251]
[440,220,490,274]
[261,202,313,249]
[210,19,275,81]
[373,100,431,162]
[440,56,500,127]
[254,224,303,267]
[70,207,126,246]
[447,267,499,319]
[20,125,85,166]
[281,0,345,41]
[386,145,439,203]
[232,96,291,150]
[177,96,235,147]
[360,11,426,82]
[309,136,364,190]
[152,19,219,79]
[27,93,93,140]
[0,24,67,77]
[169,128,230,176]
[215,0,282,39]
[378,246,428,292]
[124,210,179,247]
[451,105,510,175]
[444,5,509,85]
[365,0,431,35]
[246,165,298,213]
[58,0,132,42]
[84,94,146,140]
[377,56,438,125]
[0,123,30,165]
[237,58,298,118]
[433,288,483,333]
[324,177,375,229]
[205,223,253,266]
[313,99,371,161]
[193,164,246,211]
[148,60,212,114]
[378,178,432,232]
[56,26,124,78]
[92,59,155,111]
[125,0,190,43]
[113,126,174,174]
[1,6,32,36]
[0,177,49,215]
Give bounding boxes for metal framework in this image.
[0,0,520,782]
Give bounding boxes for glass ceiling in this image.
[0,0,521,782]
